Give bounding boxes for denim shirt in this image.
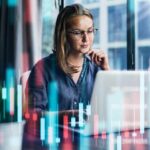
[26,53,101,111]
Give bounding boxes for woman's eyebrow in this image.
[70,26,94,31]
[88,26,94,29]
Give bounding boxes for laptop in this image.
[58,71,150,136]
[0,121,25,150]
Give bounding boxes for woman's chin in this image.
[80,48,90,54]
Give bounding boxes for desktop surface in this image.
[22,125,150,150]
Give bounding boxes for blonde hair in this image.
[53,4,93,74]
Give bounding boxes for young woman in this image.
[26,4,110,113]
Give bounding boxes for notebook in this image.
[60,71,150,136]
[0,121,25,150]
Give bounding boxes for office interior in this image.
[0,0,150,149]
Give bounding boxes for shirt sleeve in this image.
[25,60,48,111]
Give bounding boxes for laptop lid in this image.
[85,71,150,135]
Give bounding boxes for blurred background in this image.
[0,0,150,121]
[1,0,150,79]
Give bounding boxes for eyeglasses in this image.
[67,28,98,38]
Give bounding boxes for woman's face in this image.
[66,15,94,55]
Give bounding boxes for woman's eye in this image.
[74,31,81,35]
[87,30,93,34]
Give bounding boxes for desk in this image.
[22,124,150,150]
[1,120,149,149]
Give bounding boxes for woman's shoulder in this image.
[38,53,56,63]
[28,53,57,80]
[34,53,56,67]
[29,53,57,75]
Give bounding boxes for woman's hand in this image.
[87,49,110,70]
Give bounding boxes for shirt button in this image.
[73,100,78,109]
[74,101,77,105]
[73,100,78,108]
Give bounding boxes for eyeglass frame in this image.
[66,27,98,38]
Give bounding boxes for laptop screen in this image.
[88,71,150,134]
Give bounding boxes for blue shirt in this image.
[26,53,101,111]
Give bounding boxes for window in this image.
[65,0,76,5]
[138,47,150,70]
[108,4,127,42]
[82,0,100,3]
[107,1,127,70]
[138,1,150,39]
[135,0,150,70]
[90,8,100,44]
[109,48,127,70]
[41,0,59,57]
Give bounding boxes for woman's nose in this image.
[82,32,89,42]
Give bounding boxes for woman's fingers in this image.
[88,50,103,64]
[87,49,110,70]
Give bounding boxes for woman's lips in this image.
[81,45,88,48]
